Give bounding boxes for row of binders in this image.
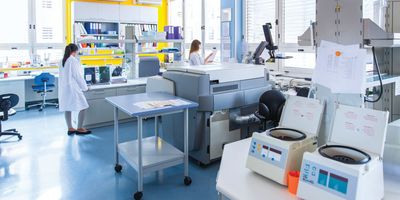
[123,24,158,37]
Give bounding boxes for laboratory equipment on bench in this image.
[160,63,272,165]
[297,104,389,200]
[246,95,325,186]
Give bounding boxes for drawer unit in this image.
[83,98,115,127]
[116,85,146,96]
[83,84,146,128]
[85,88,116,100]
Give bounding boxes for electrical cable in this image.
[364,46,383,103]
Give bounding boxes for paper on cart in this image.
[134,99,189,109]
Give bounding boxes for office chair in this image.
[0,94,22,141]
[27,72,58,112]
[255,90,286,130]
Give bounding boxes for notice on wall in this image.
[222,37,231,62]
[396,80,400,96]
[313,41,367,94]
[221,8,232,22]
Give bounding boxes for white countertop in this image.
[88,78,147,90]
[0,75,37,82]
[216,138,400,200]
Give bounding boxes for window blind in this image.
[282,0,315,44]
[245,0,276,44]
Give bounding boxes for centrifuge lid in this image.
[280,96,324,135]
[318,145,371,165]
[330,104,389,157]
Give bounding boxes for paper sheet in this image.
[313,41,367,94]
[396,80,400,96]
[134,99,188,110]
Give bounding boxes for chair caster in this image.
[18,135,22,140]
[134,191,143,200]
[39,108,43,112]
[114,164,122,173]
[184,176,192,186]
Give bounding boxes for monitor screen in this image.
[263,23,276,50]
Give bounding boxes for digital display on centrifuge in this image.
[328,173,349,194]
[318,169,328,186]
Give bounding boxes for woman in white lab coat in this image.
[59,43,91,135]
[189,40,213,66]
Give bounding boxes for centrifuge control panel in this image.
[248,138,288,169]
[300,159,358,199]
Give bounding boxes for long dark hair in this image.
[189,39,201,54]
[62,43,78,67]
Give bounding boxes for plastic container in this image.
[288,171,300,195]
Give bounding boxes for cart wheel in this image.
[134,191,143,200]
[18,135,22,140]
[184,176,192,186]
[114,164,122,173]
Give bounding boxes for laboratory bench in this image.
[0,74,148,128]
[0,75,59,110]
[216,138,400,200]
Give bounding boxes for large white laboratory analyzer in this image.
[246,96,325,185]
[297,104,389,200]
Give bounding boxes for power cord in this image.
[364,46,383,103]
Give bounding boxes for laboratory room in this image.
[2,0,400,200]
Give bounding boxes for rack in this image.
[77,32,185,79]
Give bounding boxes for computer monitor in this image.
[262,23,278,60]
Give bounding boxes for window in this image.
[0,0,30,45]
[35,0,64,44]
[363,0,384,27]
[205,0,221,44]
[0,0,65,65]
[169,0,221,61]
[245,0,276,44]
[204,0,221,62]
[282,0,315,45]
[244,0,316,72]
[168,0,183,27]
[184,0,202,43]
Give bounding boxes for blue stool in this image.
[27,73,58,111]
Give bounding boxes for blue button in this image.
[271,158,274,161]
[253,142,256,145]
[262,154,265,158]
[251,150,255,153]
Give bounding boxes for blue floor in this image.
[0,108,220,200]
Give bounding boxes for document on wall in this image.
[395,80,400,96]
[221,37,231,62]
[313,40,367,94]
[134,99,189,110]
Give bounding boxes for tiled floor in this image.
[0,108,220,200]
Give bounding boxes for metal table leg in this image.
[155,116,163,182]
[134,117,144,200]
[113,107,122,173]
[183,108,192,185]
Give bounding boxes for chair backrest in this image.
[34,72,55,86]
[0,94,19,121]
[257,90,286,124]
[146,76,175,95]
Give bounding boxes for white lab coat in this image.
[189,52,204,66]
[58,56,89,112]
